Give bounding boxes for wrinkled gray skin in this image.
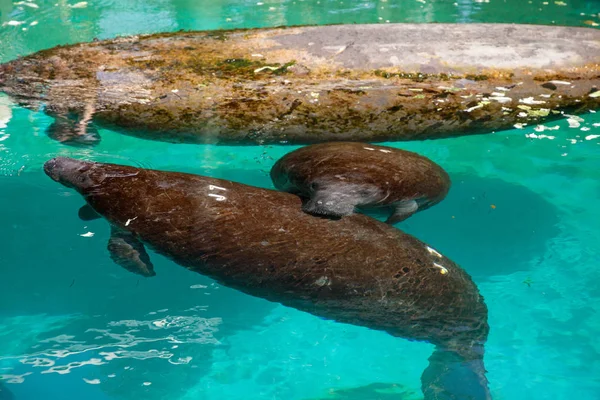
[44,156,491,400]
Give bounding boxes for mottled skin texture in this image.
[2,23,599,146]
[271,142,450,223]
[44,157,490,399]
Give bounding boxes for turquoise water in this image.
[1,1,600,399]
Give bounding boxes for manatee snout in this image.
[43,157,63,182]
[43,157,95,190]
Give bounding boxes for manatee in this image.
[270,142,451,223]
[1,24,599,146]
[43,156,491,399]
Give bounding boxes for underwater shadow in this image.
[391,173,560,280]
[306,383,420,400]
[0,382,13,400]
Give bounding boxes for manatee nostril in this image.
[43,157,71,180]
[43,158,57,175]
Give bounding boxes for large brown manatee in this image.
[2,23,599,146]
[44,156,491,399]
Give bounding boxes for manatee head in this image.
[43,157,105,193]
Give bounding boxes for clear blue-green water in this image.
[1,1,600,399]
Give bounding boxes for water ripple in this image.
[0,311,222,384]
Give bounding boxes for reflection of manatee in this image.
[369,174,559,279]
[307,383,418,400]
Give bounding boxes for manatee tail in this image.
[421,346,491,400]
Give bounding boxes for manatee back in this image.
[82,163,485,348]
[271,142,450,203]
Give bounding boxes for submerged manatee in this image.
[44,156,491,399]
[270,142,450,223]
[1,24,599,146]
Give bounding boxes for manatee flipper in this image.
[78,204,101,221]
[386,200,419,224]
[302,191,357,218]
[421,347,491,400]
[107,226,155,277]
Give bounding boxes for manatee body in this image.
[2,23,600,146]
[43,157,490,399]
[271,142,450,223]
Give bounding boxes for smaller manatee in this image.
[270,142,450,223]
